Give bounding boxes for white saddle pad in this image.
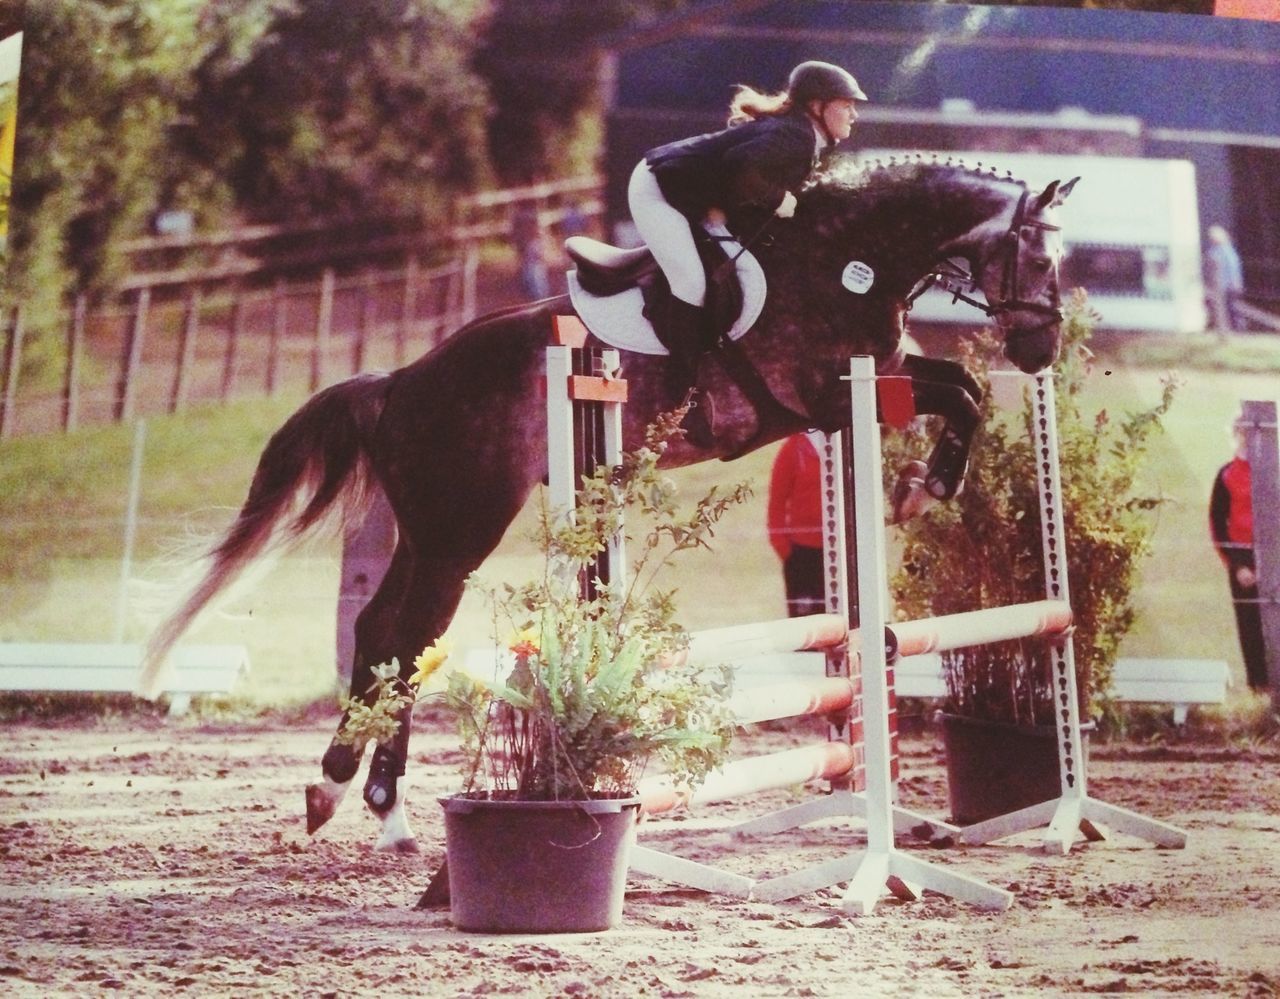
[565,224,767,356]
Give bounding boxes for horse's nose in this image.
[1010,326,1060,373]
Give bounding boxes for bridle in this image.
[909,188,1064,338]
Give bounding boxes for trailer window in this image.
[1062,245,1148,297]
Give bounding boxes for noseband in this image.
[912,189,1064,337]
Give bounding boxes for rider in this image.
[628,60,868,445]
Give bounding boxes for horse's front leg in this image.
[889,355,982,522]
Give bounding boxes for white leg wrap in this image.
[373,779,418,853]
[317,776,351,808]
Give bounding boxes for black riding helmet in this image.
[787,61,868,105]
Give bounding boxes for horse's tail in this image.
[136,372,391,700]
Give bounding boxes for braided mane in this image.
[814,152,1026,197]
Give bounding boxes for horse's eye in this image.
[1031,256,1052,272]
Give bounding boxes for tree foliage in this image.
[7,0,204,324]
[181,0,491,225]
[474,0,693,184]
[5,0,494,338]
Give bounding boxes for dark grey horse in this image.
[138,159,1078,850]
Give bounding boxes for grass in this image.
[1090,327,1280,374]
[1,331,1277,729]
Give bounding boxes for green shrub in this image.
[889,294,1178,725]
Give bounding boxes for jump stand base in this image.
[958,793,1187,853]
[728,789,959,843]
[630,791,1008,914]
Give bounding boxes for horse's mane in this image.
[811,153,1028,202]
[796,154,1030,247]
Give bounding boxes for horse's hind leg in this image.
[357,542,510,852]
[305,545,415,843]
[355,449,542,844]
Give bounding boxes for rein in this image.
[912,188,1063,336]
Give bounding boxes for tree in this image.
[5,0,495,342]
[180,0,492,225]
[475,0,693,184]
[6,0,204,328]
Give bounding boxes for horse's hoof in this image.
[890,461,933,523]
[305,783,339,835]
[375,835,420,855]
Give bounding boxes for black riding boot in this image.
[656,297,714,448]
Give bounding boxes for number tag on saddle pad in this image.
[841,260,875,294]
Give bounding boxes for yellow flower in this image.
[509,626,541,659]
[408,638,451,687]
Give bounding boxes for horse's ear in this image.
[1054,176,1080,206]
[1035,177,1079,212]
[1033,181,1059,213]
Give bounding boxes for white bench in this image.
[733,651,1232,726]
[0,643,252,716]
[893,654,1232,725]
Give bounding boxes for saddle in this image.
[565,228,745,344]
[564,228,807,457]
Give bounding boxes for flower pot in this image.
[439,793,641,933]
[939,712,1093,826]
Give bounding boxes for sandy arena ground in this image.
[2,710,1278,998]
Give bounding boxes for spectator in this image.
[1209,416,1268,690]
[767,430,828,617]
[1204,224,1244,333]
[512,204,551,300]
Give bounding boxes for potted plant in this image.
[339,409,743,932]
[888,294,1178,823]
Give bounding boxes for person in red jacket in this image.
[767,431,828,617]
[1209,419,1267,690]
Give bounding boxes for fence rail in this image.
[0,252,478,438]
[0,176,603,439]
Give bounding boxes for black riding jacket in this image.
[645,111,821,220]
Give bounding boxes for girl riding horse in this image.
[631,60,867,445]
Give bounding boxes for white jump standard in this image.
[956,370,1186,852]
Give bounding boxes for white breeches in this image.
[628,161,706,307]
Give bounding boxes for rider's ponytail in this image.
[727,85,792,125]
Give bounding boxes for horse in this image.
[137,158,1078,852]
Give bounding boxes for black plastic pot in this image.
[939,712,1092,826]
[439,793,640,933]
